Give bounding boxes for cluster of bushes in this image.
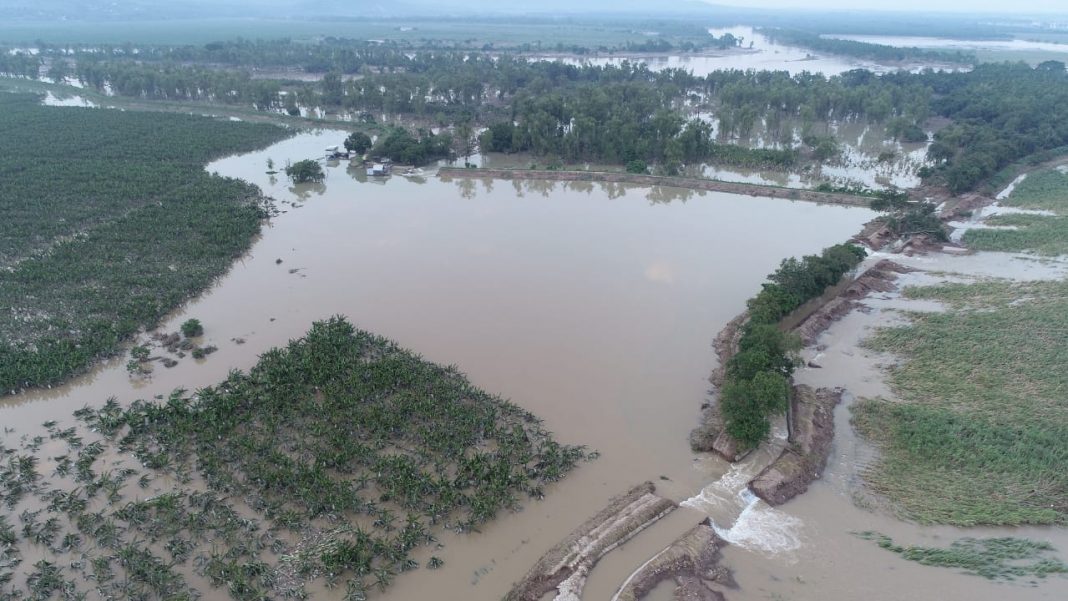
[868,193,948,241]
[285,159,325,184]
[721,244,867,447]
[372,126,452,165]
[343,131,373,155]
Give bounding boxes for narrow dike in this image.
[694,259,911,505]
[504,483,678,601]
[505,480,736,601]
[437,167,873,207]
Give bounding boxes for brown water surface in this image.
[9,130,1063,601]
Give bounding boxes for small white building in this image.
[367,163,391,176]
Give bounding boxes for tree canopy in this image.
[285,159,325,183]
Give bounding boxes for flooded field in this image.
[3,129,1065,601]
[750,250,1068,601]
[536,26,962,77]
[825,34,1068,56]
[0,129,870,599]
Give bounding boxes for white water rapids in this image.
[681,425,804,557]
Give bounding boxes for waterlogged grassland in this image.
[0,92,289,391]
[857,533,1068,581]
[997,169,1068,213]
[0,318,587,600]
[965,168,1068,255]
[967,213,1068,256]
[854,278,1068,526]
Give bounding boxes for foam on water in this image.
[709,490,804,555]
[682,424,803,556]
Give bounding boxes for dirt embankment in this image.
[505,482,677,601]
[748,385,842,505]
[691,260,910,477]
[744,259,910,505]
[612,522,733,601]
[437,168,873,207]
[689,312,748,459]
[794,259,912,346]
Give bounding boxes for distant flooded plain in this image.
[536,26,965,77]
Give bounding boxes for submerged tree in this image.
[285,159,325,184]
[344,132,373,155]
[180,319,203,338]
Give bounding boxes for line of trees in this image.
[0,52,40,78]
[17,41,1068,194]
[21,27,736,77]
[757,28,976,65]
[722,243,867,447]
[371,127,453,165]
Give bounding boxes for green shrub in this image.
[285,159,325,184]
[721,372,791,447]
[180,319,203,338]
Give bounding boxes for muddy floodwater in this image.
[825,34,1068,56]
[536,26,964,77]
[2,129,1065,600]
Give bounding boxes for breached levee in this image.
[611,522,733,601]
[748,385,842,505]
[505,482,677,601]
[745,259,910,504]
[691,259,910,458]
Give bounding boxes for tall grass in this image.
[857,532,1068,581]
[964,167,1068,255]
[855,279,1068,525]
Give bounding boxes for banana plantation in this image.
[0,92,290,392]
[0,317,588,600]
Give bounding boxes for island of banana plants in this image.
[0,317,589,600]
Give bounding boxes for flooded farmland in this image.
[535,26,965,77]
[3,129,1066,601]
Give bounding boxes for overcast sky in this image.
[703,0,1066,13]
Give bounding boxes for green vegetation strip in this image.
[10,38,1068,192]
[721,244,867,448]
[857,533,1068,581]
[1,317,587,600]
[757,28,976,64]
[0,92,289,392]
[965,168,1068,255]
[855,279,1068,525]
